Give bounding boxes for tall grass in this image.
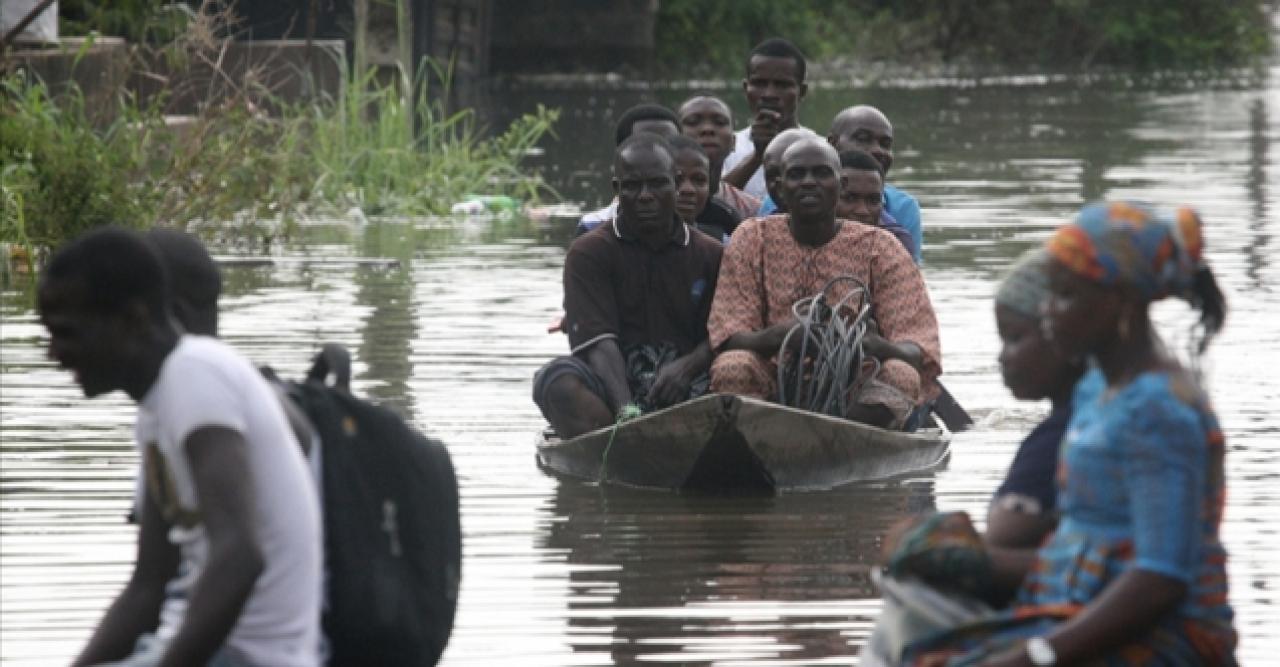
[0,75,153,252]
[305,62,558,215]
[2,17,559,255]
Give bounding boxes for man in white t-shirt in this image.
[720,38,810,199]
[39,227,322,667]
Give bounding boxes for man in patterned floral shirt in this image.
[706,139,941,430]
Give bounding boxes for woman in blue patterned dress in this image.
[903,202,1235,666]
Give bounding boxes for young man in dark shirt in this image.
[534,134,723,438]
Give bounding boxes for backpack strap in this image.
[307,343,352,392]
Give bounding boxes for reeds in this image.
[1,1,559,256]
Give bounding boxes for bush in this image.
[654,0,1274,74]
[0,75,150,252]
[4,2,559,256]
[654,0,868,77]
[1,65,558,254]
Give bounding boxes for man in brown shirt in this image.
[534,134,724,438]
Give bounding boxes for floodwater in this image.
[3,60,1278,664]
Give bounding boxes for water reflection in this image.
[540,476,936,664]
[2,67,1278,665]
[1245,97,1271,287]
[355,224,419,416]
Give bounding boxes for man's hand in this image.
[862,319,892,359]
[648,356,693,408]
[647,341,713,409]
[861,318,925,371]
[750,109,783,154]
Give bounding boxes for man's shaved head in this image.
[782,137,840,172]
[764,127,820,163]
[759,128,820,210]
[828,105,895,174]
[779,139,842,222]
[830,105,892,135]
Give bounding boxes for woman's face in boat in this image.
[996,304,1077,401]
[678,97,735,167]
[673,149,711,223]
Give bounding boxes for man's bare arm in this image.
[71,492,178,666]
[722,152,761,190]
[864,334,924,371]
[720,319,801,357]
[158,426,265,667]
[583,339,632,413]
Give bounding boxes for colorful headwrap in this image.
[1046,201,1206,302]
[994,248,1051,320]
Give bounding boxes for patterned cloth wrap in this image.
[885,511,994,600]
[859,512,998,667]
[624,342,710,413]
[1046,201,1205,302]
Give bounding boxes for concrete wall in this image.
[4,38,346,121]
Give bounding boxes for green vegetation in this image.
[1,78,152,255]
[656,0,1274,75]
[3,4,558,256]
[59,0,191,44]
[653,1,867,77]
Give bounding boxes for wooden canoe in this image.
[536,393,950,493]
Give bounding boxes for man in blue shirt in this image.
[828,106,923,262]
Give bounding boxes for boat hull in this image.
[536,394,950,493]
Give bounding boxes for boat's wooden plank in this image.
[536,394,950,492]
[537,394,731,489]
[734,398,950,490]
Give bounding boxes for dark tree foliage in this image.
[655,0,1274,75]
[654,0,868,76]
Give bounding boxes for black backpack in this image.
[275,344,462,667]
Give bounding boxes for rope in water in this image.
[598,402,642,483]
[776,275,879,418]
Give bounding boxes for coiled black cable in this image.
[776,276,879,418]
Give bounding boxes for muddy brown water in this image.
[2,62,1278,664]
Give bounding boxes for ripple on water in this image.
[3,72,1279,665]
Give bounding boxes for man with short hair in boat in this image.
[721,37,810,200]
[575,104,682,236]
[836,149,916,260]
[707,138,942,431]
[668,135,743,243]
[755,127,821,216]
[828,105,923,263]
[676,94,761,219]
[534,133,724,439]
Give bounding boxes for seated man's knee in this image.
[710,350,772,398]
[543,373,589,412]
[880,358,922,403]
